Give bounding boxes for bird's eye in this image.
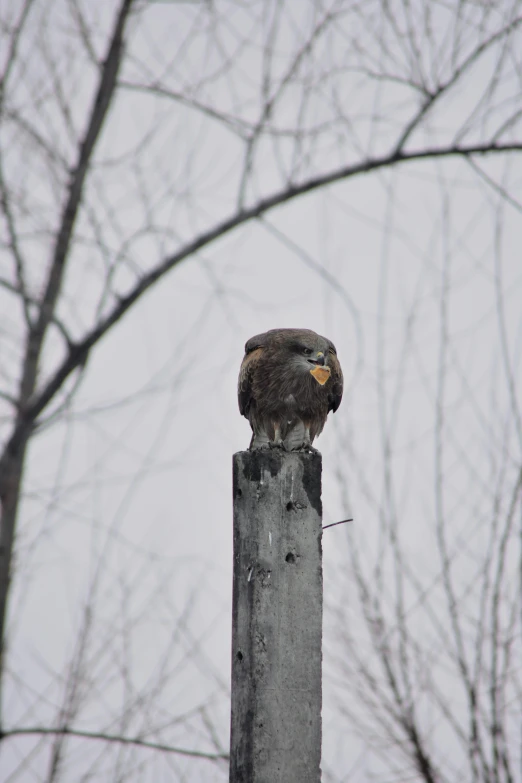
[302,347,313,356]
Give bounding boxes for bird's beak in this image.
[310,361,331,385]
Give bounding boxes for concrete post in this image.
[230,449,323,783]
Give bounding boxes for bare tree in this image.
[1,0,522,780]
[325,124,522,783]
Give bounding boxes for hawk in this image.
[238,328,343,451]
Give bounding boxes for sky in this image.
[1,2,522,781]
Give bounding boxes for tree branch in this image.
[18,0,134,408]
[0,0,35,111]
[0,725,229,763]
[0,159,32,328]
[393,15,522,153]
[0,279,72,345]
[0,0,135,721]
[1,139,522,470]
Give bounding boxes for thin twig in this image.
[322,519,353,530]
[0,726,229,763]
[2,138,522,469]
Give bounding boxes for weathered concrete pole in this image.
[230,449,323,782]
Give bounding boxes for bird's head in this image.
[280,330,335,385]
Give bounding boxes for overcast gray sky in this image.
[1,2,522,781]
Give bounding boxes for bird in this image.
[238,328,343,451]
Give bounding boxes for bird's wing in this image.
[238,335,267,416]
[327,351,343,413]
[245,331,269,353]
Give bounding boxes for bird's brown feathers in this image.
[238,346,263,416]
[237,328,343,450]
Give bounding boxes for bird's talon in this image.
[295,443,319,454]
[269,441,286,450]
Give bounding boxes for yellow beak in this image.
[310,365,331,385]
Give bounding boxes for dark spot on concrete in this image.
[237,650,243,661]
[259,568,272,587]
[285,552,296,564]
[242,449,282,483]
[286,499,307,512]
[301,452,322,516]
[233,454,241,501]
